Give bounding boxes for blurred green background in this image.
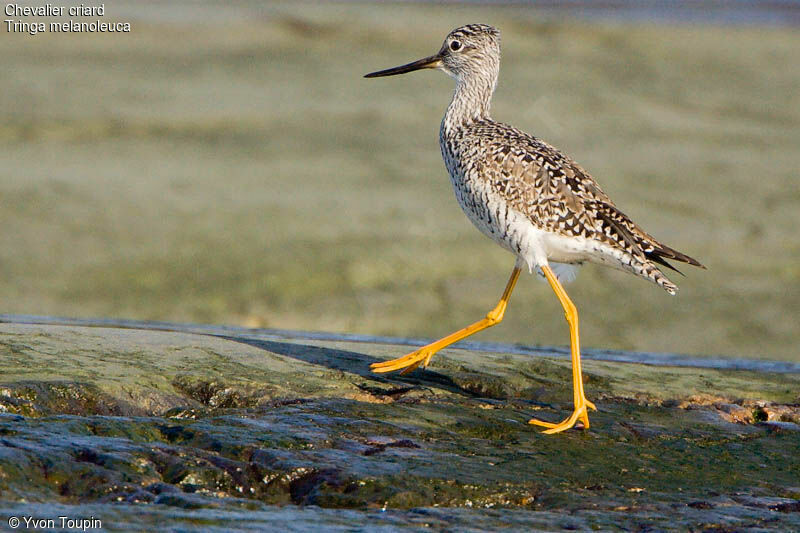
[2,2,798,361]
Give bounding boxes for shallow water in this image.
[114,0,800,27]
[3,314,799,373]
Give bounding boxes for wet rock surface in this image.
[0,322,798,531]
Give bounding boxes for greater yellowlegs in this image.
[365,24,704,433]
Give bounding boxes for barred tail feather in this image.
[642,261,678,295]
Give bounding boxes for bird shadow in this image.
[215,335,478,398]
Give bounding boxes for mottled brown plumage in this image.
[445,118,703,293]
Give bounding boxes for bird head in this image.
[365,24,501,82]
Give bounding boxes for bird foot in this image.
[529,398,596,434]
[370,347,436,375]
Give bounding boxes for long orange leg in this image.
[529,264,597,433]
[370,266,521,375]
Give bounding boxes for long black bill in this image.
[364,54,442,78]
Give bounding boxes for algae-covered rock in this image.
[0,321,798,531]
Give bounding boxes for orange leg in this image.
[528,264,597,433]
[370,266,521,375]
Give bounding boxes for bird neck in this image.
[443,69,497,130]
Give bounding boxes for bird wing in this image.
[480,122,703,269]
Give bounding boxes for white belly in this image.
[453,180,632,277]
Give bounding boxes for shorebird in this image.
[364,24,703,433]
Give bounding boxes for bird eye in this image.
[449,40,461,51]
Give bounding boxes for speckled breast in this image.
[439,128,526,258]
